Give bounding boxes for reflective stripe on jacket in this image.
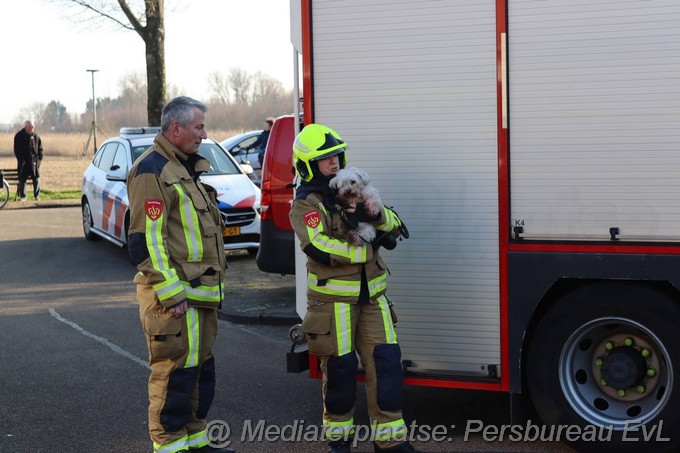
[128,134,227,309]
[290,191,402,303]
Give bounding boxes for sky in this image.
[0,0,295,125]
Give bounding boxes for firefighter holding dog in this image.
[290,124,417,453]
[127,97,234,453]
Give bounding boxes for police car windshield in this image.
[198,143,240,175]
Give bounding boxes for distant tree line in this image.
[14,68,293,134]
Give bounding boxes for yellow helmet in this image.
[293,123,347,182]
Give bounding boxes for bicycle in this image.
[0,170,10,209]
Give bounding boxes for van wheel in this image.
[82,199,100,241]
[526,282,680,452]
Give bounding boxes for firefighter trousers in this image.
[138,283,218,453]
[303,295,407,449]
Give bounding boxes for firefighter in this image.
[127,96,234,453]
[290,124,419,453]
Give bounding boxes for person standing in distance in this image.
[290,124,418,453]
[13,120,43,201]
[127,96,234,453]
[244,117,273,167]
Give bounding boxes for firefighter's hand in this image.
[354,203,382,222]
[169,299,188,318]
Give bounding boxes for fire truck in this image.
[286,1,680,450]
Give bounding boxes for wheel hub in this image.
[600,346,646,389]
[592,333,662,401]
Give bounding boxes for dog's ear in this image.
[355,168,370,185]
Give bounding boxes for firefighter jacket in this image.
[127,134,227,310]
[290,188,403,304]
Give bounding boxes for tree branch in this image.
[116,0,145,35]
[67,0,135,31]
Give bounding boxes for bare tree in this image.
[252,71,284,103]
[228,68,252,104]
[208,72,230,106]
[205,68,294,132]
[16,103,48,128]
[118,72,148,107]
[60,0,166,125]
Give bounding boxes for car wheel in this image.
[527,282,680,452]
[247,247,258,256]
[82,199,100,241]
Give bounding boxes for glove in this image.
[354,203,382,222]
[371,231,397,250]
[341,211,359,230]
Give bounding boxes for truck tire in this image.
[526,282,680,452]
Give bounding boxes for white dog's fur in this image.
[329,167,384,245]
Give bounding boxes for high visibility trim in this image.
[308,272,387,297]
[368,273,388,296]
[173,183,203,263]
[373,418,407,442]
[180,281,223,302]
[146,212,184,301]
[153,435,188,453]
[334,303,352,355]
[187,429,209,448]
[324,417,356,440]
[305,205,367,263]
[154,275,184,300]
[377,295,398,344]
[184,307,199,368]
[377,207,401,232]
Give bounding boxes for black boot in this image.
[374,441,420,452]
[194,445,236,452]
[328,439,352,452]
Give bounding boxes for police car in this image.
[81,127,261,254]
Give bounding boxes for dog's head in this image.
[329,167,371,200]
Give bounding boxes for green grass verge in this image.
[37,189,81,201]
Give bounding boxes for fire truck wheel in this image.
[526,282,680,452]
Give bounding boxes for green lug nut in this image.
[595,358,604,367]
[636,385,646,394]
[605,341,615,351]
[647,368,657,377]
[600,378,607,386]
[617,389,627,397]
[624,337,634,346]
[642,348,651,358]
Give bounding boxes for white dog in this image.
[329,167,384,245]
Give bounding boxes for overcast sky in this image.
[0,0,295,125]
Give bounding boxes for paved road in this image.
[0,207,574,452]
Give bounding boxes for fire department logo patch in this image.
[304,210,321,229]
[145,199,163,221]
